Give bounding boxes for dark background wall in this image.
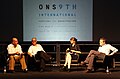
[1,0,23,42]
[93,0,120,42]
[0,0,120,43]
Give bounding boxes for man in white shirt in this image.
[81,37,118,73]
[27,37,52,72]
[7,37,27,73]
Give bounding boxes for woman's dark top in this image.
[67,44,81,55]
[69,44,80,51]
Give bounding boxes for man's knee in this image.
[90,50,95,53]
[21,55,25,58]
[37,51,43,55]
[9,56,14,60]
[91,54,95,57]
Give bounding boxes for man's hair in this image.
[11,36,18,42]
[31,37,37,41]
[100,37,107,43]
[70,37,77,42]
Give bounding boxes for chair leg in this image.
[113,58,115,68]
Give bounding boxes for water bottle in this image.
[4,66,6,73]
[106,66,109,73]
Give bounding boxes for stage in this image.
[1,67,120,79]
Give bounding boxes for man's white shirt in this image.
[7,44,23,54]
[28,44,45,56]
[98,44,118,55]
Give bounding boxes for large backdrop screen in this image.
[23,0,93,41]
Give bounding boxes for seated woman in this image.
[62,37,81,72]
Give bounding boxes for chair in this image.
[26,51,54,71]
[71,54,80,65]
[4,51,27,73]
[60,53,80,71]
[93,55,115,73]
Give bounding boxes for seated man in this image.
[27,37,52,72]
[7,37,27,73]
[81,37,118,73]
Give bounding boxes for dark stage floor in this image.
[1,67,120,79]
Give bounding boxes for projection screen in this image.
[23,0,93,41]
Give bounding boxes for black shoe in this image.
[85,69,92,73]
[67,69,70,72]
[8,70,15,73]
[80,61,87,66]
[23,69,28,73]
[62,66,67,71]
[40,69,44,72]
